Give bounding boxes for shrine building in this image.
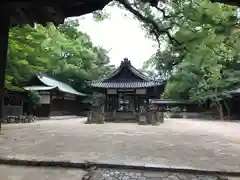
[90,58,165,122]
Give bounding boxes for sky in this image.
[73,5,157,69]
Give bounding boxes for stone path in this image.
[87,168,224,180]
[0,165,233,180]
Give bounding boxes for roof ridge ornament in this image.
[121,58,131,66]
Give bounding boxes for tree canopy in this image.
[104,0,240,119]
[7,19,115,93]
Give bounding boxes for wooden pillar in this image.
[49,91,53,117]
[137,96,140,112]
[134,95,137,112]
[0,8,10,132]
[105,90,108,112]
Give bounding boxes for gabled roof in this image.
[101,58,152,82]
[24,73,86,96]
[91,58,164,89]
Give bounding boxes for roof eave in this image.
[8,0,112,27]
[64,0,111,17]
[23,86,57,91]
[55,87,87,96]
[36,73,86,96]
[90,83,164,89]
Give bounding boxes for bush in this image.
[28,91,40,105]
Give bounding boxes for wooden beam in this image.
[0,7,10,132]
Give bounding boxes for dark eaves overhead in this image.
[3,0,111,27]
[5,0,239,27]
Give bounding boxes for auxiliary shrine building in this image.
[90,58,165,121]
[24,73,85,117]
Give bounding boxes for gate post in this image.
[0,7,10,132]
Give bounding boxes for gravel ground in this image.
[0,117,240,172]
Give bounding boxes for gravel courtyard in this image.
[0,117,240,171]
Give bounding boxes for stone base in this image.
[156,111,164,124]
[145,111,164,126]
[86,110,105,124]
[136,113,147,125]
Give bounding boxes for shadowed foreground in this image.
[1,165,234,180]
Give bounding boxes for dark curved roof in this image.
[91,58,164,89]
[6,0,111,27]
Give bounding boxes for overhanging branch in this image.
[117,0,181,46]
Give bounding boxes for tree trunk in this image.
[216,101,224,120]
[223,100,230,120]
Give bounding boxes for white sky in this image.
[72,5,157,69]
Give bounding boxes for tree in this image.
[0,19,115,130]
[109,0,240,119]
[6,19,115,94]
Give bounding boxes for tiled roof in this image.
[37,74,86,96]
[91,58,164,89]
[25,73,86,96]
[98,58,153,82]
[91,81,163,89]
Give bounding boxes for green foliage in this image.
[127,0,240,105]
[27,91,40,106]
[6,19,115,93]
[92,11,110,22]
[114,0,240,119]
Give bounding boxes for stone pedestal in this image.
[147,111,155,124]
[146,111,164,126]
[86,93,105,124]
[154,111,164,125]
[26,115,35,123]
[86,106,105,124]
[138,114,147,125]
